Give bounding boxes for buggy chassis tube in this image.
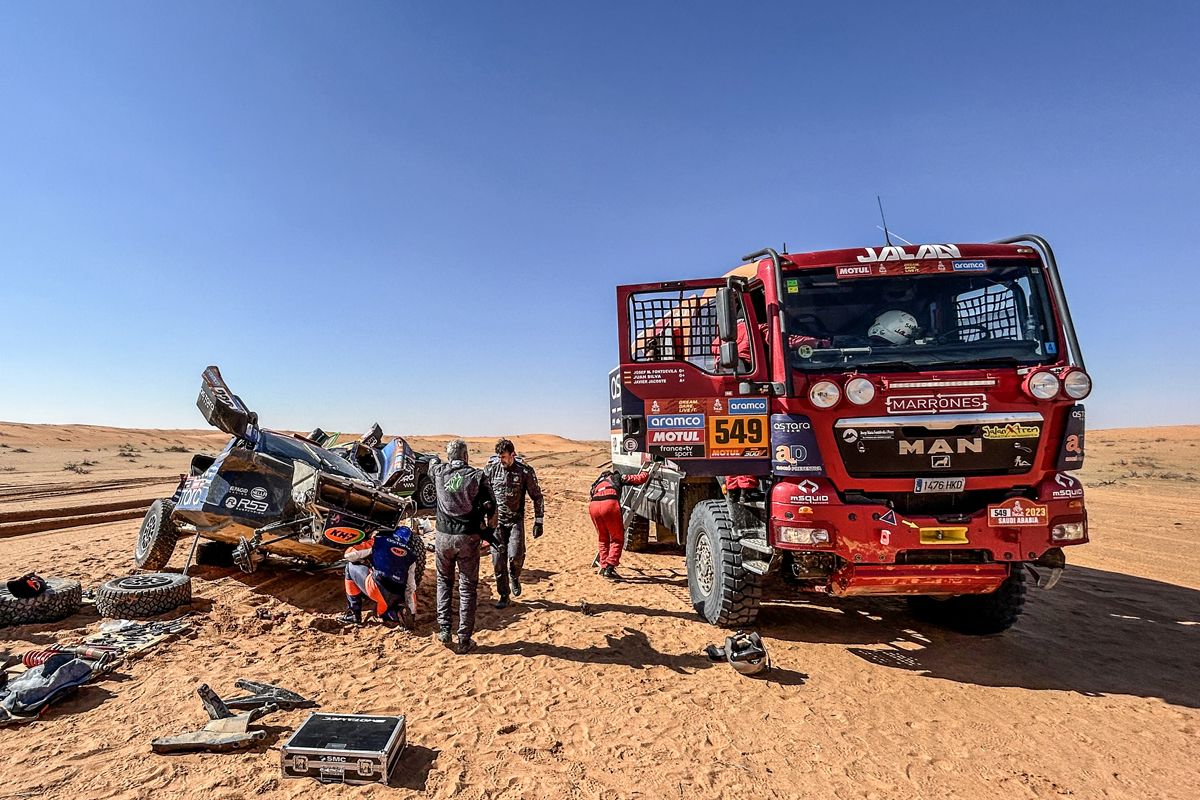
[994,234,1086,371]
[742,247,792,396]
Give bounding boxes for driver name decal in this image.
[885,393,988,415]
[856,244,961,263]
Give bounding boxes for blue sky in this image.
[1,1,1197,439]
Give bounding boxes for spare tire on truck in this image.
[95,573,192,619]
[133,498,180,570]
[0,577,83,628]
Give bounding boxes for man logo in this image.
[931,456,951,468]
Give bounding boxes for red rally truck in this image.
[610,235,1089,634]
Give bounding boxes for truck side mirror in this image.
[719,341,740,371]
[715,288,738,343]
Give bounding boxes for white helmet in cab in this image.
[868,310,920,345]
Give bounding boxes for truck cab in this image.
[611,235,1089,633]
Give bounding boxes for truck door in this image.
[614,279,771,477]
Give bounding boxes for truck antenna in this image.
[877,195,893,246]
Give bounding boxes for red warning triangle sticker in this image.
[880,510,897,526]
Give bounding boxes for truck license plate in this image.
[914,477,966,493]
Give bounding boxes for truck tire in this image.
[907,568,1027,635]
[133,499,180,570]
[623,515,650,553]
[0,578,83,628]
[95,573,192,619]
[686,500,761,627]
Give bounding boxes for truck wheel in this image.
[907,568,1027,635]
[134,499,180,570]
[95,573,192,619]
[623,515,650,553]
[417,478,436,509]
[0,578,83,628]
[686,500,762,627]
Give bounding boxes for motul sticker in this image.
[987,498,1048,527]
[885,393,988,415]
[648,429,704,445]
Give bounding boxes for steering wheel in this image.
[933,324,992,344]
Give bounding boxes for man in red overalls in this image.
[587,467,650,580]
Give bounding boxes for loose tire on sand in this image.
[0,578,83,628]
[133,499,180,570]
[95,573,192,619]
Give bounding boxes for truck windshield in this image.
[783,261,1059,371]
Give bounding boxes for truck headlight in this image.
[809,380,840,409]
[845,377,876,405]
[777,526,830,545]
[1051,522,1086,541]
[1063,370,1092,400]
[1026,370,1061,400]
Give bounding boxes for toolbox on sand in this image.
[280,712,406,785]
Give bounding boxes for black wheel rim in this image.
[419,481,436,507]
[117,574,174,590]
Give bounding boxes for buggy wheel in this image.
[134,498,180,570]
[0,578,83,628]
[417,478,436,509]
[410,529,427,585]
[95,573,192,619]
[907,568,1027,635]
[686,500,761,627]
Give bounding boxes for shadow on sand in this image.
[756,565,1200,708]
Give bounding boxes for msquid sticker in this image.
[987,498,1048,527]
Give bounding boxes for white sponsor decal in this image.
[857,244,962,263]
[900,437,983,455]
[886,393,988,415]
[649,429,703,444]
[789,479,830,504]
[1051,472,1084,499]
[250,486,268,501]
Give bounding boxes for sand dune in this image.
[1,424,1198,799]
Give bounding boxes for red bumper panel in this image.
[829,563,1010,597]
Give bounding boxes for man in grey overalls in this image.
[484,438,545,608]
[429,439,496,654]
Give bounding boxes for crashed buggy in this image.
[133,366,425,576]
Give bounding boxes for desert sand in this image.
[0,421,1197,800]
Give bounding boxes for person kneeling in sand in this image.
[338,525,420,629]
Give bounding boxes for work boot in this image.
[457,636,475,655]
[494,596,510,609]
[437,626,452,645]
[336,611,362,627]
[601,566,621,581]
[511,575,522,597]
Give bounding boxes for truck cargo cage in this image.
[628,289,718,368]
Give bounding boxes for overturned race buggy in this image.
[133,367,426,576]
